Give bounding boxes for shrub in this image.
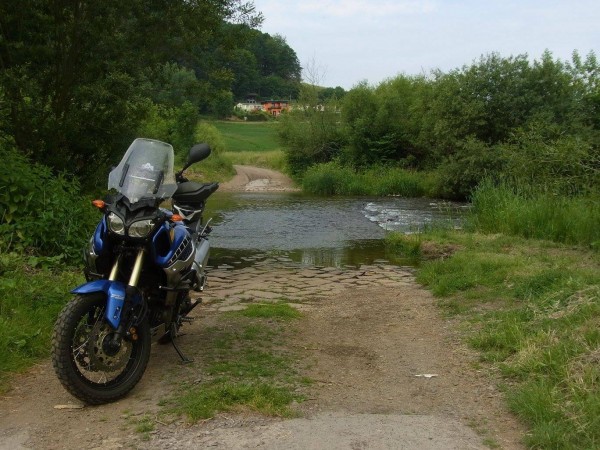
[193,122,226,155]
[430,138,507,200]
[500,128,599,197]
[278,92,346,176]
[137,101,200,162]
[191,122,234,179]
[0,140,97,258]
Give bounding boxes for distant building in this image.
[235,93,263,112]
[235,99,263,112]
[261,100,290,116]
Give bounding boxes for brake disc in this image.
[85,320,132,373]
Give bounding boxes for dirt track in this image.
[0,167,526,449]
[218,165,299,192]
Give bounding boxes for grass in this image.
[301,161,433,197]
[0,253,83,392]
[397,230,600,448]
[234,302,303,320]
[212,121,281,153]
[188,121,287,181]
[134,414,155,434]
[469,181,600,248]
[384,232,423,259]
[167,302,305,421]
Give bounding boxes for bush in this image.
[500,127,599,196]
[278,90,347,176]
[137,101,200,162]
[193,122,226,155]
[191,122,234,180]
[0,141,97,258]
[430,138,507,200]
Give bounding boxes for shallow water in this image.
[206,192,467,268]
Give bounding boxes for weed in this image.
[232,302,302,320]
[0,254,83,392]
[134,415,155,434]
[167,302,304,422]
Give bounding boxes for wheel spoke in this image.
[53,294,151,403]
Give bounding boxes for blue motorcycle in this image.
[52,138,218,404]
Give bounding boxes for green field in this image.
[212,121,281,153]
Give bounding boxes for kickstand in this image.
[169,323,193,363]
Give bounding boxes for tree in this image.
[0,0,262,184]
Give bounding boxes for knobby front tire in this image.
[51,294,151,405]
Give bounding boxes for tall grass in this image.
[0,254,83,391]
[470,181,600,248]
[301,161,431,197]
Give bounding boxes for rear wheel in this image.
[51,294,151,405]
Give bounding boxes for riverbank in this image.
[218,165,299,192]
[391,229,600,449]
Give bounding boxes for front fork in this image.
[109,249,145,345]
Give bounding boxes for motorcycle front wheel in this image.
[51,294,151,405]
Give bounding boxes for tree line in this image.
[281,51,599,199]
[0,0,301,185]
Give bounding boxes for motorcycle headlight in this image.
[107,212,125,235]
[129,219,154,238]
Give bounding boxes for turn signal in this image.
[171,214,183,222]
[92,200,105,209]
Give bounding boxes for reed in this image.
[469,181,600,248]
[301,162,429,197]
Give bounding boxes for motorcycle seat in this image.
[173,181,219,207]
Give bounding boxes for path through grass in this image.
[395,230,600,448]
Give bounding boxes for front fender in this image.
[71,280,128,329]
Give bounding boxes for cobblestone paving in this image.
[199,257,416,312]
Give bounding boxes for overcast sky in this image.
[252,0,600,89]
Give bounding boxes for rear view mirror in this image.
[183,143,211,171]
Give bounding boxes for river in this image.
[206,192,467,268]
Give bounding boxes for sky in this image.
[252,0,600,89]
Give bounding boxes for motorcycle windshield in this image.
[108,138,177,203]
